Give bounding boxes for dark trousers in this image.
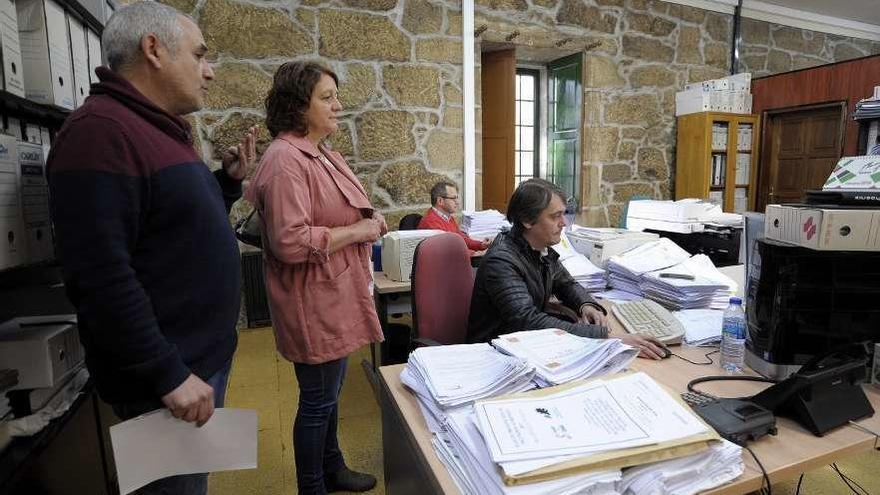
[112,359,233,495]
[293,357,348,495]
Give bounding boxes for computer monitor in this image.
[741,212,764,282]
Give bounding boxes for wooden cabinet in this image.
[675,112,760,213]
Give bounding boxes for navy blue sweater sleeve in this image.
[48,117,191,399]
[213,168,243,214]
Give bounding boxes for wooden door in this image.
[481,49,516,212]
[759,104,845,209]
[548,53,583,207]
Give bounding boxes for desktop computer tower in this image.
[745,238,880,380]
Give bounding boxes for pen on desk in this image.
[659,272,695,280]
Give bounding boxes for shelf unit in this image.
[675,111,761,213]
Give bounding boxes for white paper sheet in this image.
[110,408,258,494]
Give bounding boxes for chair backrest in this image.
[411,233,474,345]
[398,213,423,231]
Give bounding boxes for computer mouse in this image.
[659,346,672,359]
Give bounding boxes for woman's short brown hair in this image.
[264,61,339,138]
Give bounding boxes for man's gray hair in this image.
[102,1,188,72]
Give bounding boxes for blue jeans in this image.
[112,359,233,495]
[293,357,348,495]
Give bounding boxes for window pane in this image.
[520,126,534,151]
[515,101,521,125]
[521,75,534,101]
[515,74,522,100]
[515,152,520,174]
[515,126,520,149]
[521,152,533,176]
[520,101,534,126]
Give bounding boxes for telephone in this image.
[751,342,875,436]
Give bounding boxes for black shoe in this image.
[324,467,377,493]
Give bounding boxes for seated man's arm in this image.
[481,256,605,338]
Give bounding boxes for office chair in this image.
[398,213,423,231]
[410,233,474,347]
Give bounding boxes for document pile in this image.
[492,329,638,387]
[472,372,718,485]
[640,254,738,310]
[606,239,691,297]
[433,407,622,495]
[552,232,607,291]
[400,344,535,431]
[619,439,743,495]
[461,210,511,239]
[673,309,724,346]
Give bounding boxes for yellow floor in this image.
[210,327,878,494]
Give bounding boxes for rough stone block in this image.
[377,161,450,205]
[341,0,396,10]
[200,0,312,59]
[356,111,416,161]
[339,64,378,109]
[667,3,705,23]
[606,94,661,126]
[209,113,271,163]
[686,66,727,84]
[676,26,702,64]
[627,12,676,37]
[704,12,731,42]
[585,127,619,162]
[767,49,792,74]
[319,10,410,61]
[327,121,354,157]
[476,0,528,10]
[792,55,826,71]
[622,35,674,63]
[584,55,624,88]
[557,0,617,34]
[629,66,676,88]
[741,17,769,45]
[772,26,806,53]
[617,141,636,160]
[602,163,633,183]
[443,107,463,128]
[204,63,271,110]
[417,39,463,63]
[444,84,462,104]
[704,42,730,70]
[403,0,443,34]
[833,43,867,62]
[383,65,442,107]
[426,129,464,170]
[160,0,197,15]
[637,147,667,181]
[613,182,655,203]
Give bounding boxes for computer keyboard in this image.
[611,299,685,345]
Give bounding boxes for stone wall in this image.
[162,0,467,232]
[475,0,880,226]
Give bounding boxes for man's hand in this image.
[620,334,667,360]
[580,305,608,328]
[221,126,258,181]
[161,374,215,427]
[480,239,491,250]
[373,212,388,236]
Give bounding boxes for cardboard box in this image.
[85,27,100,86]
[0,0,26,97]
[822,156,880,190]
[66,12,88,107]
[16,0,75,109]
[764,204,880,251]
[0,134,25,269]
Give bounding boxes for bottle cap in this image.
[729,296,742,305]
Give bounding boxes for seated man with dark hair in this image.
[467,178,666,359]
[419,180,489,252]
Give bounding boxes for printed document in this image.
[110,408,258,494]
[474,373,707,463]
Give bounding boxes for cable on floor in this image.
[831,463,871,495]
[743,444,772,495]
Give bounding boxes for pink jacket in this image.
[245,132,383,364]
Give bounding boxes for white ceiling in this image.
[758,0,880,26]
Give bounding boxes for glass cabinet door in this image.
[733,121,754,213]
[708,120,729,208]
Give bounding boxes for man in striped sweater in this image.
[47,3,255,493]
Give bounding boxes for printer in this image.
[381,229,444,282]
[0,315,83,390]
[566,227,658,268]
[745,238,880,380]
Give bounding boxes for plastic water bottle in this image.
[721,297,746,373]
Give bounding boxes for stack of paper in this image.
[619,439,744,495]
[434,408,622,495]
[401,344,535,431]
[491,329,638,387]
[673,309,724,346]
[472,372,717,485]
[461,210,511,239]
[606,239,692,296]
[552,232,607,291]
[640,255,737,310]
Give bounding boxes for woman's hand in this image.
[620,334,667,360]
[580,305,608,327]
[355,218,382,243]
[373,212,388,236]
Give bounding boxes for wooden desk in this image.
[371,272,413,369]
[378,328,880,495]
